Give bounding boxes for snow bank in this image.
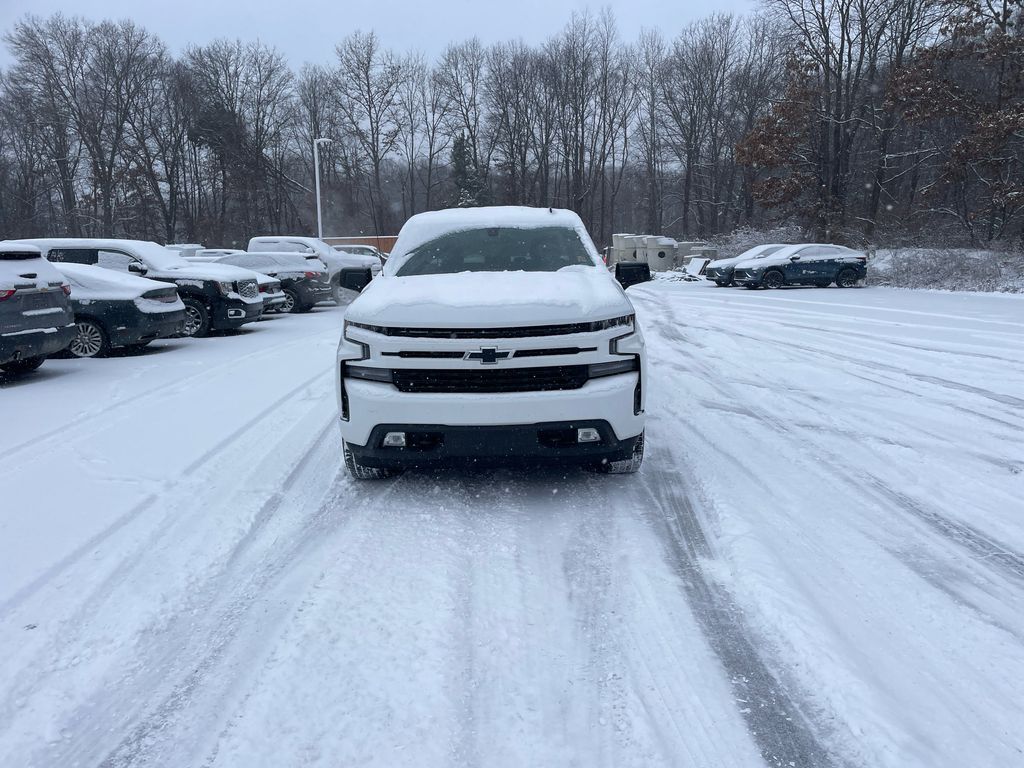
[869,248,1024,293]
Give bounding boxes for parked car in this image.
[332,243,386,266]
[0,243,76,374]
[733,244,868,289]
[705,244,788,286]
[336,206,649,479]
[14,239,264,337]
[248,236,381,301]
[200,252,332,313]
[53,263,186,357]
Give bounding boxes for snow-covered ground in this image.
[1,283,1022,767]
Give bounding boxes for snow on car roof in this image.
[385,206,601,274]
[12,238,191,270]
[0,242,42,255]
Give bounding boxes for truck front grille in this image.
[238,279,259,299]
[393,365,589,393]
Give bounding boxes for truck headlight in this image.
[216,280,235,295]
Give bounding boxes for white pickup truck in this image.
[335,206,651,478]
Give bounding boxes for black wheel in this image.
[762,271,785,289]
[282,289,301,314]
[68,319,109,358]
[0,356,45,374]
[596,431,645,474]
[181,297,211,337]
[344,441,397,480]
[836,268,858,288]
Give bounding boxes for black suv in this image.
[15,239,263,337]
[0,244,76,374]
[733,244,868,289]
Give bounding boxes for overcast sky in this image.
[0,0,756,67]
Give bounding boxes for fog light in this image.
[383,431,407,447]
[577,428,601,443]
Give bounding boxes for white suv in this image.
[335,206,649,478]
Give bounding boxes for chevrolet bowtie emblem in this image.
[464,347,513,364]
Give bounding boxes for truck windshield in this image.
[395,226,596,276]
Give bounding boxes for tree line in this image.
[0,1,1021,249]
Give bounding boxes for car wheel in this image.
[762,271,785,289]
[344,441,398,480]
[836,268,859,288]
[68,319,109,358]
[0,356,45,374]
[181,297,211,337]
[282,289,301,314]
[596,431,645,474]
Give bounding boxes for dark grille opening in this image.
[393,365,589,393]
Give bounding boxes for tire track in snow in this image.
[0,367,332,617]
[638,470,845,768]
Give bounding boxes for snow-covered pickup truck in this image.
[336,206,651,479]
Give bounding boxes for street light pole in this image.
[313,137,332,239]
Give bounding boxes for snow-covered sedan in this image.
[705,243,788,286]
[0,243,75,374]
[16,239,264,337]
[733,244,868,289]
[336,206,649,479]
[54,263,186,357]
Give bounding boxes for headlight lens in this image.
[588,358,639,378]
[345,365,392,383]
[216,280,235,295]
[594,314,634,332]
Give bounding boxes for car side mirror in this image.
[615,261,652,290]
[128,262,147,275]
[339,266,373,293]
[789,255,801,261]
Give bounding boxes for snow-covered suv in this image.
[733,243,868,289]
[336,206,649,478]
[15,239,264,337]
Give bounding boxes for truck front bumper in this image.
[339,372,644,458]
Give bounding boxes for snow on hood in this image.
[384,206,601,276]
[346,267,631,328]
[54,263,171,300]
[157,261,262,282]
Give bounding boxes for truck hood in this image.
[345,267,632,328]
[150,262,259,282]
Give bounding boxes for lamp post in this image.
[313,137,332,239]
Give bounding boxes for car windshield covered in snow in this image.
[394,226,596,276]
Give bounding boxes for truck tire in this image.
[344,441,398,480]
[596,431,645,474]
[181,297,211,337]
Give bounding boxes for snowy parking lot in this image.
[2,281,1023,767]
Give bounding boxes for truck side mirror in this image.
[615,261,651,289]
[128,262,147,275]
[339,266,373,293]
